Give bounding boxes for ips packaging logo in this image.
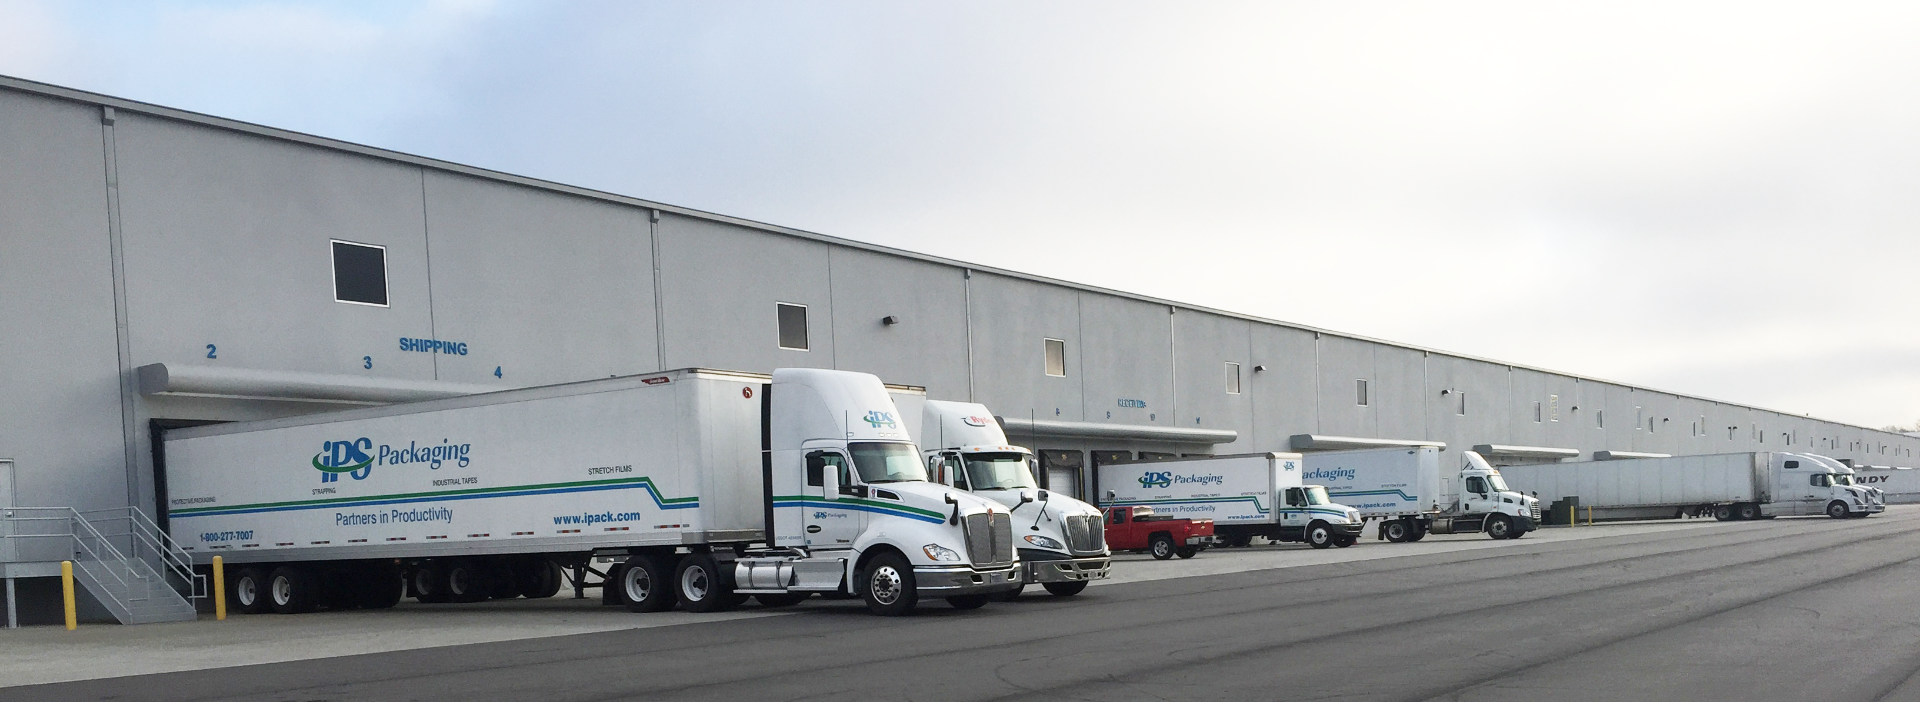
[1139,471,1174,488]
[311,437,472,483]
[862,411,897,429]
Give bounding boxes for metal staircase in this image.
[1,506,203,624]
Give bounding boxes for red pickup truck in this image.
[1102,506,1216,559]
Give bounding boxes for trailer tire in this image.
[1225,532,1253,548]
[1042,581,1088,596]
[1383,519,1413,543]
[859,551,918,616]
[1149,534,1176,560]
[991,584,1025,602]
[674,554,736,613]
[232,568,271,614]
[1827,501,1850,520]
[947,594,989,610]
[519,561,564,599]
[1332,535,1355,548]
[622,555,675,613]
[1175,546,1199,558]
[267,566,318,614]
[1485,515,1514,539]
[1713,505,1733,521]
[754,592,809,608]
[412,563,449,603]
[1306,523,1334,549]
[443,560,489,603]
[1736,503,1761,521]
[354,564,405,609]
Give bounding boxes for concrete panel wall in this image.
[654,213,833,373]
[1247,325,1318,451]
[1172,310,1253,452]
[1316,336,1375,437]
[0,92,125,510]
[967,272,1082,422]
[1425,356,1511,454]
[1078,294,1173,428]
[826,247,970,401]
[1373,346,1427,442]
[423,171,658,387]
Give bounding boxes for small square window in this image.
[777,303,809,351]
[332,240,388,306]
[1044,338,1067,377]
[1355,379,1369,407]
[1224,362,1241,394]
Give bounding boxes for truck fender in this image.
[853,544,908,595]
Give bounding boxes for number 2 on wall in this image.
[363,356,373,370]
[205,344,217,359]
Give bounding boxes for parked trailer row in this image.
[1499,451,1884,522]
[163,368,1040,617]
[1305,447,1541,542]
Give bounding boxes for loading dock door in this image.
[1040,450,1084,500]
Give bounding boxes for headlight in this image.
[1023,534,1064,549]
[922,544,962,562]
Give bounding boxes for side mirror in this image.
[1038,490,1050,503]
[822,467,839,501]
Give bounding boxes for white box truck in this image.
[1095,453,1365,549]
[161,368,1021,617]
[1305,448,1541,541]
[1497,451,1884,522]
[914,401,1111,597]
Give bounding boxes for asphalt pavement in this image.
[9,509,1920,702]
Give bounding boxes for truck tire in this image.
[1225,532,1253,548]
[1306,523,1334,549]
[946,595,989,610]
[354,564,405,609]
[1149,534,1176,560]
[859,551,918,616]
[991,584,1025,602]
[412,563,449,603]
[231,567,271,614]
[1383,519,1412,542]
[1485,515,1514,539]
[1713,505,1733,521]
[674,554,736,613]
[1332,535,1355,548]
[1827,501,1850,520]
[443,559,489,603]
[622,554,675,613]
[1175,546,1199,558]
[1042,581,1088,596]
[1736,503,1761,521]
[754,592,810,608]
[267,565,318,614]
[519,561,564,599]
[1407,521,1429,542]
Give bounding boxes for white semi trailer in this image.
[161,368,1021,617]
[1498,451,1884,522]
[916,401,1111,597]
[1096,453,1365,549]
[1306,448,1541,542]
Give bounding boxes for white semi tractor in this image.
[160,368,1021,617]
[1096,453,1365,549]
[1499,451,1884,522]
[1305,448,1541,541]
[914,401,1111,597]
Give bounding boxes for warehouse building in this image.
[5,73,1918,544]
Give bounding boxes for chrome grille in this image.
[1064,514,1106,554]
[964,512,1015,566]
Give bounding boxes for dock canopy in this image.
[1473,444,1581,459]
[996,417,1237,445]
[1289,435,1445,452]
[1593,450,1674,460]
[136,363,499,405]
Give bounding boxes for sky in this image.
[4,0,1919,429]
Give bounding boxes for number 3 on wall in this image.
[205,344,217,359]
[363,356,373,370]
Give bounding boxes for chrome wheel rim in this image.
[870,565,903,605]
[1152,541,1171,557]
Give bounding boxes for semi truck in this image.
[160,368,1022,617]
[1095,453,1364,549]
[1498,451,1884,522]
[917,401,1110,596]
[1306,447,1541,541]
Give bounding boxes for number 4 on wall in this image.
[494,366,503,379]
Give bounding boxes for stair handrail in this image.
[121,506,203,599]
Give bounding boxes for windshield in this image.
[848,442,928,483]
[1486,472,1511,492]
[1303,486,1331,506]
[1832,473,1855,486]
[963,452,1037,490]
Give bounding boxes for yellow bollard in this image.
[1587,505,1593,526]
[60,561,76,631]
[213,556,227,621]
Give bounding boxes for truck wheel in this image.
[946,595,989,610]
[860,551,918,616]
[443,560,489,602]
[231,568,271,614]
[1149,534,1176,560]
[1408,522,1429,542]
[1175,546,1199,558]
[991,584,1025,602]
[1736,503,1761,521]
[622,554,675,613]
[412,563,449,603]
[1043,581,1088,596]
[267,565,318,614]
[354,564,405,609]
[674,554,736,613]
[1485,515,1514,539]
[1383,520,1412,542]
[754,592,810,608]
[1307,523,1334,549]
[1827,501,1850,520]
[1332,535,1355,548]
[1713,505,1733,521]
[519,561,564,599]
[1226,532,1253,548]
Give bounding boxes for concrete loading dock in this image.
[5,72,1920,623]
